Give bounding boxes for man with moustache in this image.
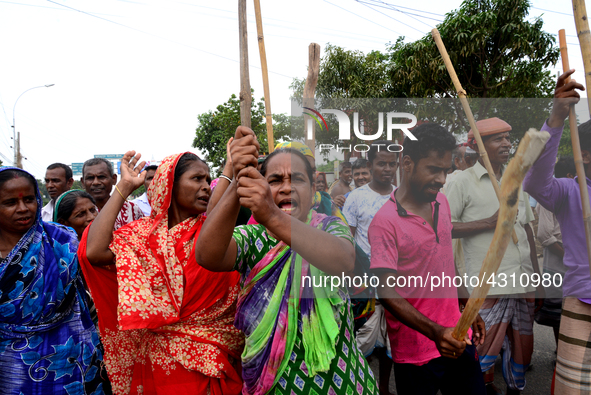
[352,158,372,188]
[42,163,74,221]
[445,118,541,395]
[369,123,485,394]
[82,158,143,230]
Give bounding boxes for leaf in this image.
[64,381,84,395]
[85,365,98,381]
[21,351,40,365]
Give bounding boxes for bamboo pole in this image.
[303,43,321,153]
[253,0,274,152]
[239,0,251,128]
[572,0,591,117]
[431,28,518,244]
[452,129,550,340]
[559,30,591,277]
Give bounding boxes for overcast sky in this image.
[0,0,586,179]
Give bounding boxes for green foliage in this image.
[389,0,558,100]
[193,91,291,173]
[71,180,84,190]
[317,159,339,173]
[291,0,559,147]
[36,179,49,205]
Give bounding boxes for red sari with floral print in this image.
[78,153,244,395]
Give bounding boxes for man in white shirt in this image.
[42,163,73,222]
[343,140,398,395]
[132,165,158,216]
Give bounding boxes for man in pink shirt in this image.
[369,123,486,394]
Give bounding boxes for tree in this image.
[388,0,558,100]
[193,91,291,173]
[291,0,560,146]
[36,179,49,205]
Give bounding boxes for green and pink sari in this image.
[232,211,378,395]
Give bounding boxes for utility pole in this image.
[12,84,54,168]
[16,132,22,168]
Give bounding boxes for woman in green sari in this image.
[195,128,378,395]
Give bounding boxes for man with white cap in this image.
[445,118,541,395]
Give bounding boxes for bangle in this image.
[219,174,233,183]
[115,185,126,200]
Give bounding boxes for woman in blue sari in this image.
[0,167,109,395]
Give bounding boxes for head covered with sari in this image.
[0,167,107,394]
[78,153,244,395]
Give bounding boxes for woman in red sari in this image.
[78,151,244,395]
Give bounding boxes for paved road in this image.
[369,322,556,394]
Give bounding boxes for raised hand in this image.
[118,150,147,197]
[236,166,278,225]
[548,69,586,128]
[230,126,260,177]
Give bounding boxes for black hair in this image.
[368,139,397,163]
[55,191,96,223]
[82,158,114,177]
[402,123,457,163]
[0,169,37,190]
[47,163,73,180]
[352,158,369,170]
[174,153,208,183]
[338,161,352,172]
[260,148,315,185]
[580,120,591,153]
[555,156,576,179]
[145,165,158,172]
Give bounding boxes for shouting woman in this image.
[196,128,378,395]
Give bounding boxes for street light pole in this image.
[12,84,55,168]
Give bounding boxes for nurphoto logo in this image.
[303,108,418,153]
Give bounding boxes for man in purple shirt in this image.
[523,69,588,394]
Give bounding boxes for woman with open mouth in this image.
[79,151,244,395]
[196,127,378,395]
[0,167,110,394]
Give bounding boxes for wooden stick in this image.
[239,0,251,128]
[431,28,518,244]
[559,29,591,277]
[253,0,274,152]
[452,129,550,340]
[303,43,321,153]
[572,0,591,117]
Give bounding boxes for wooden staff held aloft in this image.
[304,43,321,153]
[452,129,550,341]
[572,0,591,117]
[559,29,591,276]
[239,0,251,128]
[431,28,518,244]
[253,0,274,152]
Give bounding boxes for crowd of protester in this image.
[0,71,589,395]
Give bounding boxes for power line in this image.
[46,0,294,79]
[362,1,445,17]
[356,1,428,34]
[356,0,443,23]
[531,6,573,17]
[322,0,406,37]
